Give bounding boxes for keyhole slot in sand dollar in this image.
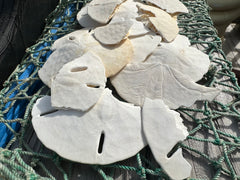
[71,66,88,72]
[98,131,105,154]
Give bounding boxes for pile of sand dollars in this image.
[31,0,220,179]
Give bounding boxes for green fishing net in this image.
[0,0,240,179]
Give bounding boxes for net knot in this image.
[234,138,240,144]
[203,110,211,116]
[136,167,146,178]
[0,148,12,158]
[214,139,223,145]
[212,161,222,170]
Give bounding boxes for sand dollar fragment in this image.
[142,98,191,180]
[32,89,146,164]
[146,35,210,82]
[145,0,188,14]
[39,29,133,86]
[137,3,179,42]
[94,21,133,45]
[110,0,149,37]
[111,62,220,108]
[38,43,84,87]
[77,5,103,27]
[51,51,106,111]
[130,33,161,63]
[88,0,123,24]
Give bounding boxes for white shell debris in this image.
[93,38,133,77]
[111,62,220,108]
[94,20,133,45]
[32,89,146,164]
[146,35,210,82]
[130,33,161,63]
[88,0,123,24]
[110,0,149,37]
[145,0,188,14]
[51,51,106,111]
[137,3,179,42]
[142,98,192,180]
[39,29,133,86]
[77,5,102,27]
[38,43,84,87]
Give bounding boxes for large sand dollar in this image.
[32,89,146,164]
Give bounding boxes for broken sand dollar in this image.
[88,0,123,24]
[56,29,133,77]
[145,0,188,14]
[51,51,106,111]
[39,29,133,87]
[146,44,210,82]
[142,98,192,180]
[94,20,133,45]
[38,43,85,87]
[90,38,133,77]
[130,33,161,63]
[77,5,103,27]
[146,34,210,82]
[32,89,146,164]
[110,0,149,37]
[161,34,191,49]
[137,3,179,42]
[111,62,220,108]
[38,29,94,87]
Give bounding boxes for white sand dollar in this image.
[161,34,191,48]
[146,35,210,82]
[39,29,133,87]
[137,3,179,42]
[94,21,133,45]
[111,62,220,108]
[51,51,106,111]
[145,0,188,14]
[142,98,191,180]
[130,33,161,63]
[110,0,149,37]
[88,0,123,24]
[77,5,103,27]
[32,89,146,164]
[60,30,133,77]
[38,43,84,87]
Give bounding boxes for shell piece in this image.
[38,43,85,87]
[38,29,92,87]
[32,89,146,164]
[94,21,133,45]
[110,0,149,37]
[130,33,161,63]
[39,29,133,87]
[111,62,220,108]
[51,51,106,111]
[142,98,191,180]
[137,3,179,42]
[161,34,191,48]
[61,30,133,77]
[111,0,138,21]
[145,0,188,14]
[128,20,150,37]
[90,37,133,77]
[146,38,210,82]
[88,0,123,24]
[77,5,103,27]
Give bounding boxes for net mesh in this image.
[0,0,240,179]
